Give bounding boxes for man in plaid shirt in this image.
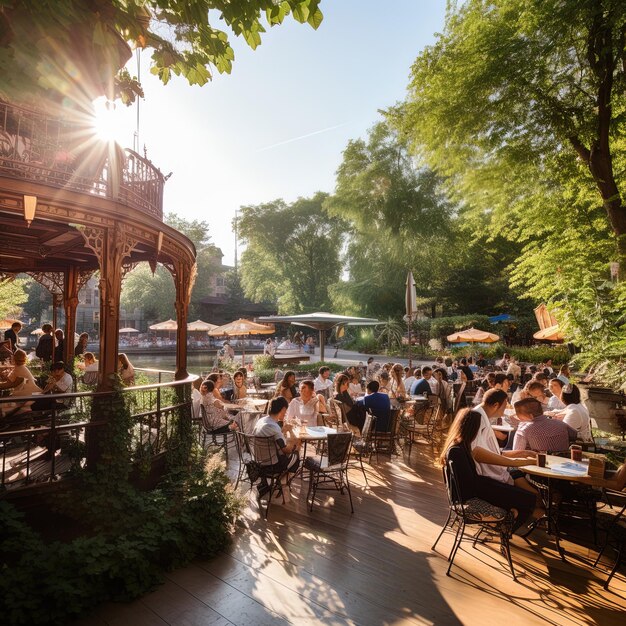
[512,398,577,453]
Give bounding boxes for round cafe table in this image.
[520,454,602,558]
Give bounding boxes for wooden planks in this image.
[77,443,626,626]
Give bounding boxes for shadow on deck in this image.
[77,442,625,626]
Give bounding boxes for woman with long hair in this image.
[333,373,366,431]
[440,408,536,529]
[389,363,406,401]
[275,370,298,402]
[118,353,135,386]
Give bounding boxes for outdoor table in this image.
[492,423,515,433]
[520,454,604,558]
[290,425,338,483]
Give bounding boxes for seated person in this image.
[0,339,13,362]
[551,384,592,442]
[403,367,419,394]
[0,349,41,414]
[512,398,576,453]
[285,380,323,425]
[3,321,22,352]
[441,408,537,530]
[232,371,248,401]
[118,353,135,386]
[313,366,334,400]
[410,366,433,396]
[205,372,226,402]
[333,373,366,431]
[80,352,99,385]
[473,372,496,405]
[547,378,566,410]
[253,397,302,497]
[472,389,540,508]
[274,370,298,402]
[199,380,238,433]
[31,362,73,412]
[356,380,391,431]
[348,371,363,398]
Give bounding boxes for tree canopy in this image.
[237,193,343,313]
[0,0,324,104]
[121,213,221,320]
[397,0,626,271]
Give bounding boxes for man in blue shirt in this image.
[410,366,433,396]
[356,380,391,431]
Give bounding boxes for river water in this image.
[129,352,219,374]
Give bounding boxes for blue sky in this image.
[111,1,447,264]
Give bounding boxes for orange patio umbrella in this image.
[209,318,275,365]
[447,327,500,343]
[533,325,564,342]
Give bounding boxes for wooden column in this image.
[63,266,80,365]
[164,258,197,380]
[81,225,138,390]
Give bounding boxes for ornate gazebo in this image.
[0,99,196,384]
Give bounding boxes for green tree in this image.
[326,120,522,318]
[0,278,26,320]
[397,0,626,273]
[121,213,221,320]
[0,0,324,104]
[237,193,344,313]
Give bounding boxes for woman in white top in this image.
[547,378,566,411]
[0,349,41,396]
[348,371,363,399]
[554,384,592,442]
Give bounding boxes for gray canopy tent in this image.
[256,312,380,361]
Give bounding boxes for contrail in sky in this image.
[256,122,350,152]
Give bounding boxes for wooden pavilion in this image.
[0,99,196,384]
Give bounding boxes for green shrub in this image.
[448,342,570,365]
[0,383,241,625]
[253,354,276,371]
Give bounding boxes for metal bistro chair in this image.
[432,459,517,581]
[401,395,444,455]
[594,495,626,590]
[199,404,234,462]
[372,407,401,461]
[248,433,292,520]
[350,411,376,484]
[305,431,354,513]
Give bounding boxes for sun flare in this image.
[91,96,129,144]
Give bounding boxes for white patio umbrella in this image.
[187,319,219,332]
[119,327,140,333]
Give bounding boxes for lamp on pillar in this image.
[23,195,38,227]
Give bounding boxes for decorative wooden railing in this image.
[0,100,164,219]
[0,373,197,492]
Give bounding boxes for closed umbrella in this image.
[447,327,500,343]
[209,318,274,365]
[405,271,417,368]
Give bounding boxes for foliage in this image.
[121,213,222,320]
[0,378,241,624]
[395,0,626,388]
[376,318,404,350]
[0,277,26,320]
[447,342,570,366]
[238,193,345,313]
[0,1,323,105]
[253,354,276,371]
[325,119,524,318]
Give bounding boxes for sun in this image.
[91,96,132,145]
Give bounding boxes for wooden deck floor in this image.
[78,444,625,626]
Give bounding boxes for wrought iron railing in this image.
[0,373,197,492]
[0,100,164,219]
